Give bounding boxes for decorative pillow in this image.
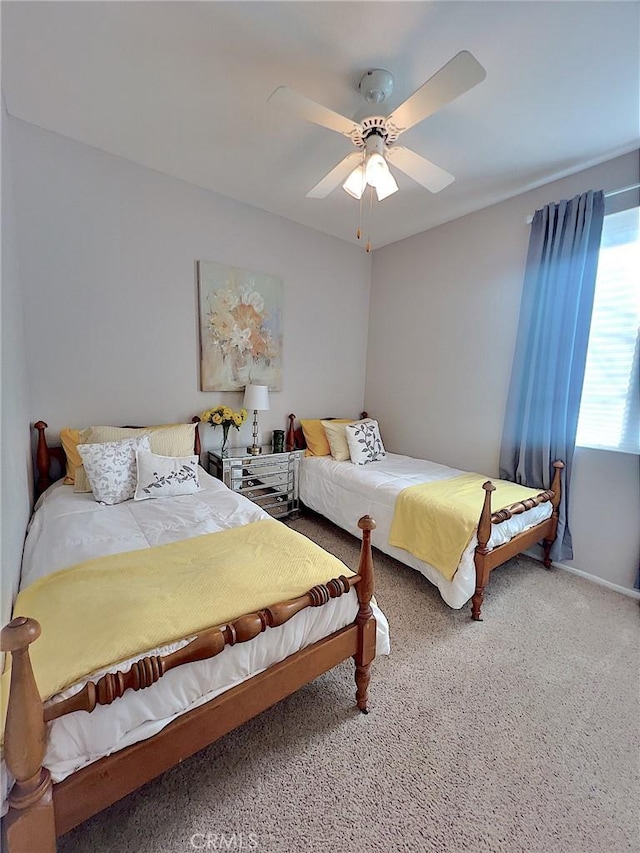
[134,451,200,501]
[74,423,197,493]
[300,418,353,457]
[78,435,151,505]
[60,427,91,485]
[321,419,362,461]
[85,423,197,455]
[346,419,386,465]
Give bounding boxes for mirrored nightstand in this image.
[208,447,304,519]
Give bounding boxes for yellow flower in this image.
[202,403,248,431]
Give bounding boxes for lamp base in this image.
[247,445,262,455]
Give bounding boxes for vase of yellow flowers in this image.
[201,405,247,456]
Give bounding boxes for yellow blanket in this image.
[388,473,547,581]
[3,519,354,705]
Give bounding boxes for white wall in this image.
[8,117,372,455]
[367,151,640,591]
[1,103,32,624]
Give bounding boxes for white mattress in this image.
[3,470,389,807]
[299,453,552,609]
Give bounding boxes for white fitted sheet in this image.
[299,453,552,609]
[3,470,389,806]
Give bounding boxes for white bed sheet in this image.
[299,453,552,609]
[3,469,389,806]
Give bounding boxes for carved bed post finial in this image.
[354,516,376,713]
[191,416,202,456]
[472,481,495,621]
[286,414,296,451]
[550,461,564,512]
[33,421,51,498]
[1,617,56,852]
[542,460,565,568]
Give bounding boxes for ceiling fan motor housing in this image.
[359,69,394,105]
[364,131,385,157]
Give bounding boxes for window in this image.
[576,205,639,454]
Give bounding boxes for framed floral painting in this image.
[197,260,283,391]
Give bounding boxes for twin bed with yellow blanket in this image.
[1,423,389,852]
[297,445,562,620]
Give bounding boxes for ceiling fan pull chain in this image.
[356,150,366,240]
[366,185,374,252]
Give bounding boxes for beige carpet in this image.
[59,513,639,853]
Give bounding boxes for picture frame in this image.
[197,260,283,391]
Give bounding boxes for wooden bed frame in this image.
[1,421,379,852]
[286,413,564,621]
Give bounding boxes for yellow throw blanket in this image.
[3,519,354,705]
[388,473,547,581]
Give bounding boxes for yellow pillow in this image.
[300,419,352,457]
[321,418,372,461]
[85,423,196,456]
[321,420,355,461]
[60,427,91,484]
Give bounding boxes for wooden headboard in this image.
[285,412,368,451]
[33,417,202,499]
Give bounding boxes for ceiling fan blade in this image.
[386,147,455,193]
[386,51,486,135]
[268,86,359,138]
[306,152,362,199]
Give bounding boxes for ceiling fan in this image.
[268,51,486,203]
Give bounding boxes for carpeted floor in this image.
[59,512,639,853]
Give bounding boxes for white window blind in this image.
[576,205,640,454]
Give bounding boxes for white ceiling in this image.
[3,1,639,248]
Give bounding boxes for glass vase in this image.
[220,422,231,456]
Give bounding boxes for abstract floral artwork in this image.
[197,260,283,391]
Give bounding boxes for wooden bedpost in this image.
[34,421,52,498]
[472,481,495,621]
[1,617,56,853]
[286,414,296,451]
[542,460,564,569]
[354,516,376,713]
[191,416,202,456]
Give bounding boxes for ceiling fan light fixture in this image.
[342,164,367,200]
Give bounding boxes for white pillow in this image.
[78,435,151,505]
[134,450,200,501]
[345,419,386,465]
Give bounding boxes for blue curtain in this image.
[499,190,605,561]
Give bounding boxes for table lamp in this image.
[243,384,270,455]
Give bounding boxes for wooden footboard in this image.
[3,441,378,852]
[471,461,564,620]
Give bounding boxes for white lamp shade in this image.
[243,384,270,411]
[364,152,388,189]
[375,169,399,201]
[343,164,367,200]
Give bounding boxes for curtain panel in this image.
[499,190,605,561]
